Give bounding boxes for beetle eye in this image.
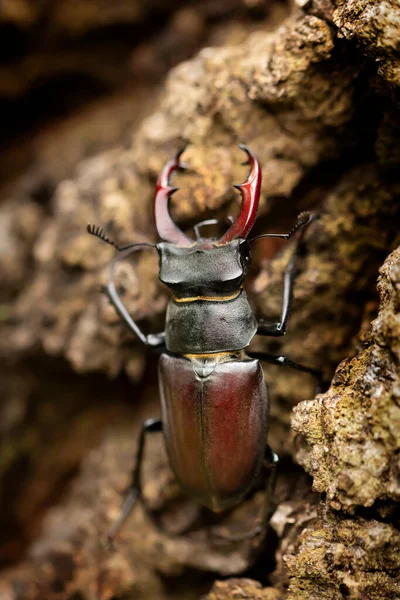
[241,252,251,268]
[239,241,251,268]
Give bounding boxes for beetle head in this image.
[157,238,252,298]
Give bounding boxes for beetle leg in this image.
[107,418,162,543]
[105,245,166,348]
[247,446,279,540]
[248,351,326,393]
[256,212,316,337]
[193,218,219,240]
[193,216,235,241]
[211,445,279,542]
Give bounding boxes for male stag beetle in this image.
[88,145,321,541]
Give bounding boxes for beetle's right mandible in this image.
[154,149,193,247]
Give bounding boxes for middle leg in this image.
[248,351,325,393]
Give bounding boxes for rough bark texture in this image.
[205,579,282,600]
[284,506,400,599]
[0,0,400,598]
[292,245,400,512]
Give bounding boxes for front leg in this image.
[87,225,165,347]
[105,245,166,347]
[256,212,316,337]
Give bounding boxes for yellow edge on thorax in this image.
[172,289,241,304]
[183,351,239,360]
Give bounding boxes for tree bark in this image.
[0,0,399,598]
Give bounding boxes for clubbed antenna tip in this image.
[288,211,317,237]
[87,224,122,251]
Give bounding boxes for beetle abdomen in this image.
[159,352,268,512]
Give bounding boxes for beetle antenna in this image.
[87,224,123,251]
[287,211,316,237]
[250,211,317,243]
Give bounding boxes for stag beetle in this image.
[88,145,322,541]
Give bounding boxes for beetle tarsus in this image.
[107,488,140,542]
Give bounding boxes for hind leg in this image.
[108,418,162,542]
